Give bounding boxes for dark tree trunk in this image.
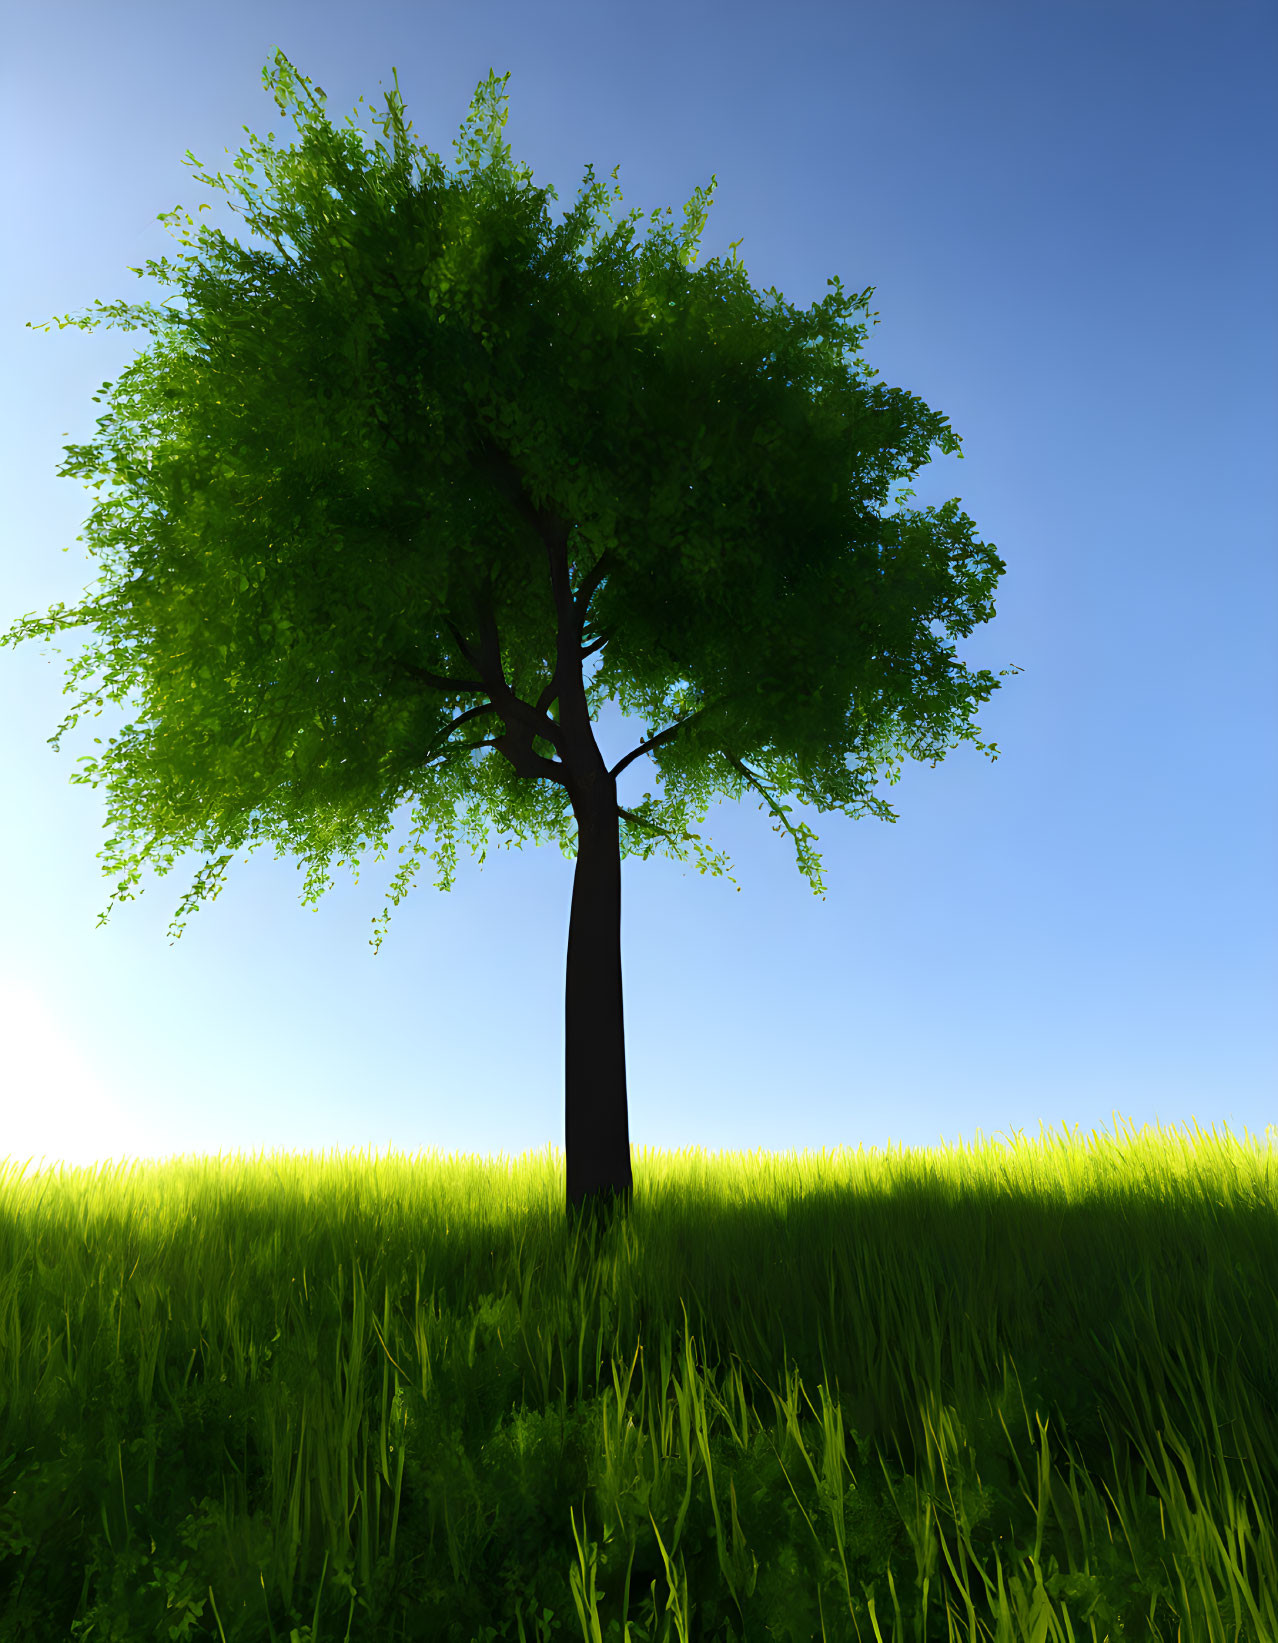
[564,778,634,1236]
[463,467,637,1238]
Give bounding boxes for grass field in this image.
[0,1111,1274,1640]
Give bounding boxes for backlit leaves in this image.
[5,51,1022,953]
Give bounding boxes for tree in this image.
[4,50,1022,1235]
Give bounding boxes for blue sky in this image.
[2,0,1274,1193]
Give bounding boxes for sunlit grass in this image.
[1,1110,1274,1640]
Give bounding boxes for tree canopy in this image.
[6,49,1022,957]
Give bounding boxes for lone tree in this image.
[5,52,1020,1232]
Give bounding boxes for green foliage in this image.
[5,48,1022,953]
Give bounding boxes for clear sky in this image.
[2,0,1274,1194]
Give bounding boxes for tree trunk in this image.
[564,778,634,1235]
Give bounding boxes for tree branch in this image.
[416,700,501,756]
[396,659,487,694]
[392,440,627,789]
[429,735,502,763]
[463,433,618,709]
[721,749,810,851]
[570,549,617,644]
[616,804,685,845]
[609,702,714,782]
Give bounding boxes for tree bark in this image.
[563,774,634,1236]
[457,455,636,1235]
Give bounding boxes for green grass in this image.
[0,1110,1274,1641]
